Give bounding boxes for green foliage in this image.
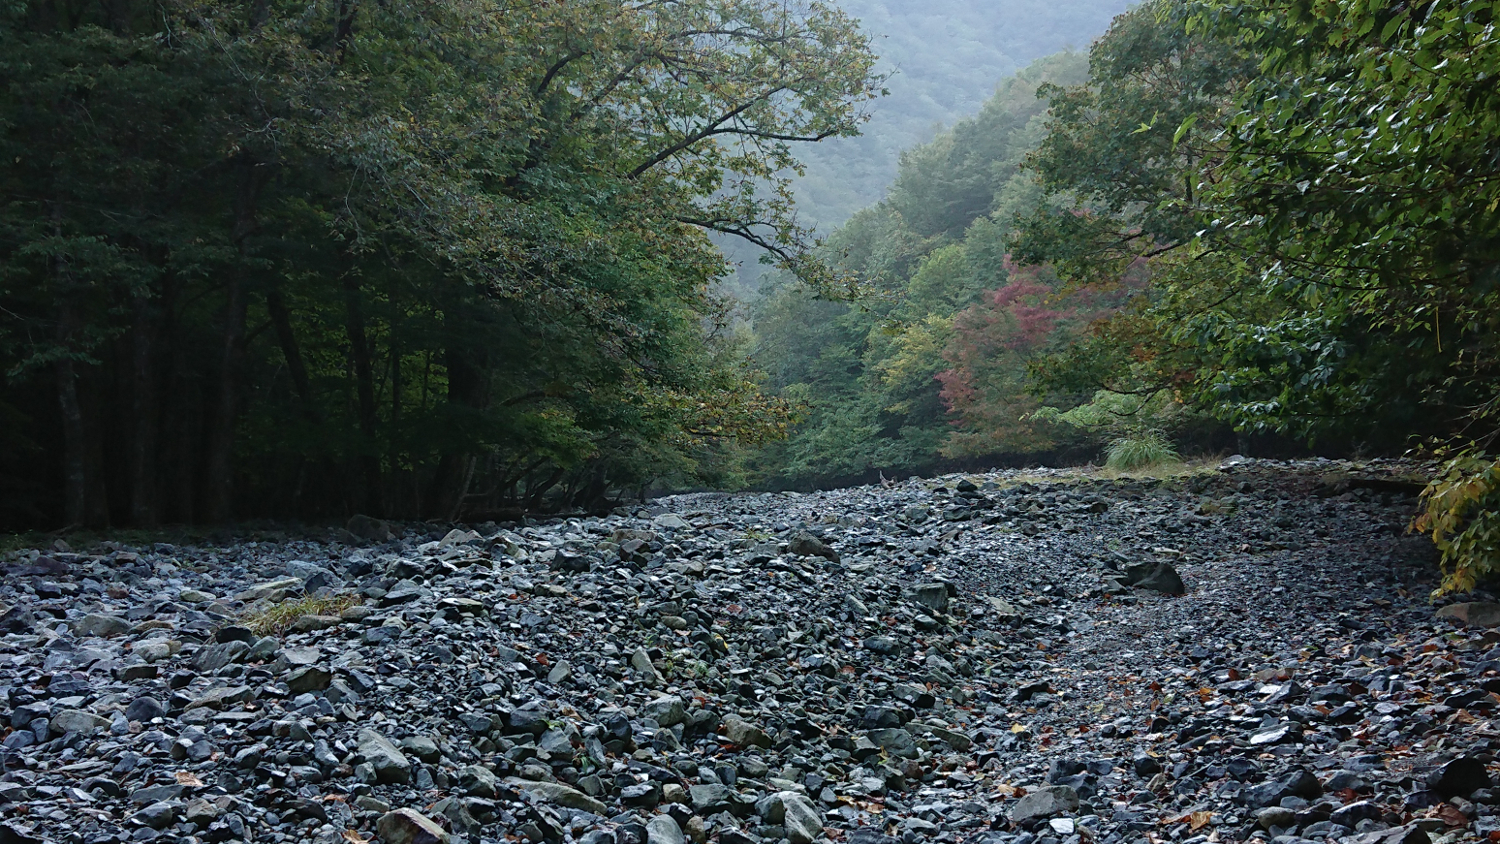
[1007,0,1500,590]
[1415,456,1500,596]
[0,0,882,526]
[747,52,1101,486]
[1104,431,1179,471]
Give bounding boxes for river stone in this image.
[377,808,450,844]
[724,714,771,748]
[1436,602,1500,627]
[75,613,131,638]
[647,814,685,844]
[1124,562,1185,595]
[50,709,110,735]
[642,695,687,727]
[510,780,608,815]
[357,729,412,784]
[1010,785,1080,824]
[235,577,302,602]
[776,791,822,844]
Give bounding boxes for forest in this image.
[2,0,1499,589]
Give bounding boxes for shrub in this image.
[1104,431,1179,471]
[1414,454,1500,596]
[240,593,362,636]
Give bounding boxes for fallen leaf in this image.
[1191,811,1213,831]
[1436,805,1468,828]
[174,772,204,787]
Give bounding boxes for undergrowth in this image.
[1414,453,1500,596]
[1104,431,1180,471]
[240,593,362,636]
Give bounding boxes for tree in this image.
[0,0,883,526]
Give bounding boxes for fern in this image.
[1414,454,1500,596]
[1104,431,1179,471]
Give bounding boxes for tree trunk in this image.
[128,292,160,526]
[201,160,268,523]
[265,286,318,421]
[56,301,110,529]
[425,343,487,518]
[342,273,382,515]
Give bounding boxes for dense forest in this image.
[749,0,1500,591]
[0,0,881,529]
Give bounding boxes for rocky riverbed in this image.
[3,457,1497,844]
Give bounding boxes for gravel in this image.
[0,456,1494,844]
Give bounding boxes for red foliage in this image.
[936,257,1136,454]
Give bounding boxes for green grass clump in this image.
[240,593,362,636]
[1105,431,1180,471]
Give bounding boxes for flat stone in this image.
[285,665,332,694]
[74,614,131,638]
[50,709,110,735]
[377,808,450,844]
[724,714,771,748]
[1436,602,1500,627]
[643,695,687,727]
[1009,785,1079,824]
[509,780,608,816]
[235,577,302,602]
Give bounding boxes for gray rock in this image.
[235,577,303,602]
[643,695,687,727]
[74,613,131,638]
[1009,785,1079,824]
[647,814,685,844]
[690,782,734,814]
[776,791,822,844]
[285,665,332,694]
[724,714,772,748]
[357,729,412,784]
[1124,562,1185,595]
[510,780,608,815]
[50,709,110,735]
[377,808,450,844]
[457,764,498,798]
[631,646,665,686]
[909,582,950,612]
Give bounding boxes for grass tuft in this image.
[240,593,362,636]
[1105,431,1180,471]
